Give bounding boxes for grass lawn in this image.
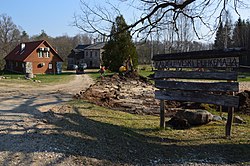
[33,72,75,84]
[85,69,115,80]
[65,100,250,165]
[0,71,74,85]
[238,72,250,82]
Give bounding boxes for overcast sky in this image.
[1,0,250,39]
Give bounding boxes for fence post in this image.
[160,100,165,128]
[226,107,234,138]
[225,67,234,139]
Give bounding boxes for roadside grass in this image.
[138,69,154,78]
[85,69,115,80]
[33,72,74,84]
[0,71,74,85]
[238,72,250,82]
[67,99,250,164]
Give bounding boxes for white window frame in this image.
[48,63,53,69]
[45,52,50,58]
[38,51,43,58]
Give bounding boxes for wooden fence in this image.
[152,49,245,138]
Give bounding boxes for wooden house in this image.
[4,40,63,74]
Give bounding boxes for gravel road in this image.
[0,74,95,166]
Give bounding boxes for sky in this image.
[1,0,250,39]
[0,0,82,37]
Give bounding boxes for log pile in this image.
[237,90,250,115]
[75,74,162,115]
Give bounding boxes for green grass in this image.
[71,100,250,145]
[137,65,154,83]
[238,72,250,82]
[85,69,115,80]
[33,73,74,84]
[0,71,74,85]
[64,100,250,165]
[138,69,154,78]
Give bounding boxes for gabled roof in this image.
[4,40,63,62]
[75,44,91,50]
[85,42,105,50]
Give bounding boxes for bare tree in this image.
[0,14,21,69]
[73,0,249,39]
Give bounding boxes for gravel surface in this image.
[239,82,250,92]
[0,74,96,166]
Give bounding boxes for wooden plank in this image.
[155,80,239,92]
[152,48,246,61]
[160,100,165,128]
[154,57,239,69]
[155,90,239,107]
[154,71,238,81]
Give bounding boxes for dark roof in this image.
[152,48,248,61]
[85,42,105,50]
[75,44,91,50]
[4,40,63,62]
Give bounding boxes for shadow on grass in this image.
[0,93,249,165]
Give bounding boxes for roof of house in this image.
[4,40,63,62]
[75,44,91,50]
[85,42,105,50]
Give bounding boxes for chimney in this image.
[21,43,25,51]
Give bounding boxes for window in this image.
[38,51,43,58]
[45,52,50,58]
[95,51,98,57]
[49,63,53,69]
[86,51,88,56]
[90,51,92,58]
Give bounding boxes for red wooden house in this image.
[4,40,63,74]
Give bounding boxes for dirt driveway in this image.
[0,74,95,166]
